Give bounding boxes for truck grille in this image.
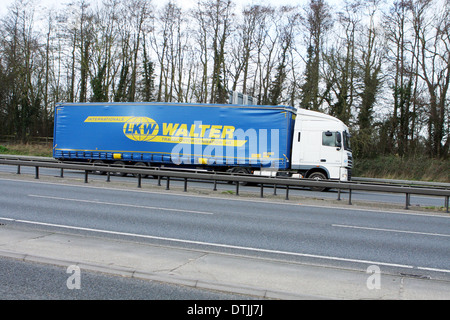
[347,153,353,168]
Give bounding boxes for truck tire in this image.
[91,160,106,175]
[231,167,250,186]
[308,172,329,192]
[113,161,128,176]
[133,162,148,178]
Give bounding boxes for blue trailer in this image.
[53,102,296,173]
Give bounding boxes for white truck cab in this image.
[291,108,352,182]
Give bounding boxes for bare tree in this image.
[268,6,301,106]
[357,0,385,129]
[300,0,333,111]
[89,0,121,102]
[0,0,43,141]
[191,1,209,103]
[411,0,450,157]
[322,0,360,125]
[383,0,415,156]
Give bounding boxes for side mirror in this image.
[336,132,342,149]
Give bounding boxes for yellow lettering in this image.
[222,126,235,139]
[175,124,188,136]
[189,125,199,137]
[199,125,210,137]
[209,125,222,138]
[163,123,179,136]
[162,123,236,140]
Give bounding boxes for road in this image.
[0,162,447,209]
[0,256,253,300]
[0,170,449,299]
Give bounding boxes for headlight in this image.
[341,168,348,181]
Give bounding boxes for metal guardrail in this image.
[352,177,450,189]
[0,156,449,213]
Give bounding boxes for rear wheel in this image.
[112,161,128,176]
[133,162,148,178]
[91,160,106,175]
[230,167,251,186]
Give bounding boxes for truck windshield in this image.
[343,131,351,151]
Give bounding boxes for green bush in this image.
[0,143,52,157]
[0,145,9,153]
[353,155,450,182]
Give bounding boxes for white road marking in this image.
[2,216,450,274]
[332,224,450,238]
[0,177,448,218]
[28,194,213,215]
[0,177,449,275]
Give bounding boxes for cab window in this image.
[322,131,337,147]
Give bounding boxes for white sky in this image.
[0,0,344,17]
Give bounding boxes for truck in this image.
[53,102,352,189]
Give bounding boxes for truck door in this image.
[320,131,343,166]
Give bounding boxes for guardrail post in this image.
[166,176,170,190]
[60,168,64,178]
[405,193,410,210]
[2,158,449,211]
[137,174,142,188]
[184,178,188,192]
[106,171,110,182]
[84,170,89,183]
[445,196,449,213]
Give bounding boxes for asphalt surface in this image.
[0,256,254,300]
[0,169,449,300]
[0,161,447,208]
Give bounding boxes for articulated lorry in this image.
[53,102,352,186]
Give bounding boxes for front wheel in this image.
[308,172,329,192]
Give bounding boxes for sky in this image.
[0,0,344,17]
